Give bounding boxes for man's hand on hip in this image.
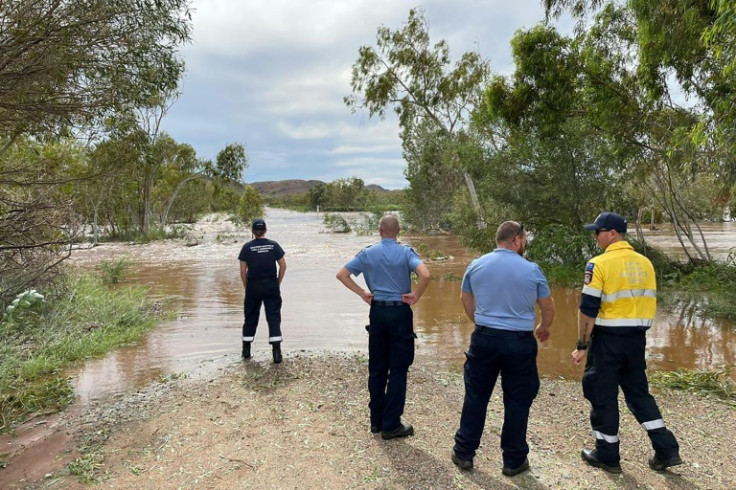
[360,290,374,305]
[401,292,420,305]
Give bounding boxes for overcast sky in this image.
[160,1,570,189]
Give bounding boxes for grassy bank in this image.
[0,268,164,432]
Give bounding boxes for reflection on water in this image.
[70,209,736,405]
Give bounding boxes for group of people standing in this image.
[237,212,682,477]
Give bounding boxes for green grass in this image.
[650,369,736,404]
[0,273,162,431]
[97,258,133,285]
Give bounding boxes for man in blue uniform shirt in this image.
[238,218,286,363]
[336,214,431,440]
[451,221,554,476]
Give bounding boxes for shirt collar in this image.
[604,241,633,253]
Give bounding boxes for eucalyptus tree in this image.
[0,0,191,142]
[345,8,490,229]
[0,0,192,306]
[0,138,83,306]
[539,0,736,261]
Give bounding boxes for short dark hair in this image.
[496,221,523,244]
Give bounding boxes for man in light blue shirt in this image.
[337,214,431,440]
[451,221,554,476]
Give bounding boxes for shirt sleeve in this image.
[344,250,365,276]
[237,245,248,262]
[461,263,474,293]
[534,265,552,298]
[274,242,285,260]
[580,260,603,317]
[407,247,422,271]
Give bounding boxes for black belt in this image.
[475,325,533,337]
[371,300,406,307]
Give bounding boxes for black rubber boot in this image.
[272,343,282,364]
[242,341,251,359]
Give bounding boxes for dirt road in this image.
[9,352,733,489]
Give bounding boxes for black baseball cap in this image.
[252,218,267,231]
[583,212,627,233]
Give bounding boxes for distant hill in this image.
[248,179,389,196]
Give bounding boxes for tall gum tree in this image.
[345,8,490,230]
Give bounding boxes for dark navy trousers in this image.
[243,277,282,344]
[454,326,540,468]
[582,330,679,465]
[368,303,415,432]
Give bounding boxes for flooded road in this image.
[68,209,736,407]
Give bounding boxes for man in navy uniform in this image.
[238,218,286,363]
[572,212,681,473]
[451,221,554,476]
[336,214,431,439]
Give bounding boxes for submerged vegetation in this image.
[0,268,163,431]
[650,369,736,404]
[266,177,405,214]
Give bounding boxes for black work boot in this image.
[581,448,622,474]
[272,343,282,364]
[242,341,251,359]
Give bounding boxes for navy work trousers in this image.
[368,303,415,432]
[243,277,282,344]
[454,326,540,468]
[582,330,679,466]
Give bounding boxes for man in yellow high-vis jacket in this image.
[571,212,682,474]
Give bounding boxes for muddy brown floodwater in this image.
[64,209,736,406]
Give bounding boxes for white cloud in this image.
[163,0,572,189]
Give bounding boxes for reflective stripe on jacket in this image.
[582,241,656,329]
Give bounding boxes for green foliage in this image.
[1,289,45,325]
[323,214,352,233]
[214,143,248,183]
[412,242,449,261]
[345,8,490,231]
[232,185,265,225]
[308,178,371,212]
[267,192,312,212]
[650,369,736,403]
[0,0,191,134]
[97,259,133,286]
[0,274,161,430]
[402,124,465,231]
[537,0,736,263]
[525,225,598,267]
[68,452,103,484]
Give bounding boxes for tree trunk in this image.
[160,173,201,228]
[463,171,485,229]
[92,202,100,246]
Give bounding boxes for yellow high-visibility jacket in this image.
[581,241,656,329]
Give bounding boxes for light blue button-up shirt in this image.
[345,238,423,301]
[462,248,551,331]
